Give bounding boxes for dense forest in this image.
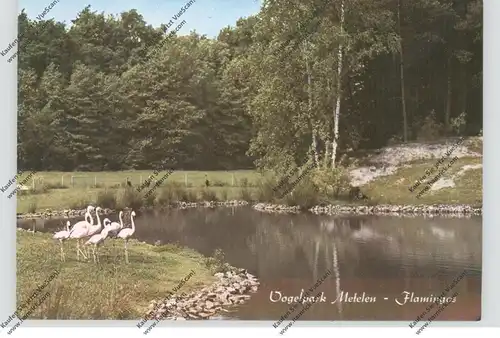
[17,0,482,172]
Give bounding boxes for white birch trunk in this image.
[331,0,345,169]
[305,47,320,167]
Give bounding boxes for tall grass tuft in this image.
[157,185,175,206]
[117,188,143,210]
[199,188,218,201]
[280,176,319,209]
[144,189,156,207]
[238,187,253,201]
[255,176,278,202]
[219,188,228,201]
[96,189,117,209]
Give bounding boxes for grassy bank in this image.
[15,157,482,214]
[363,156,482,206]
[17,231,217,319]
[16,170,260,213]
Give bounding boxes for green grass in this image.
[16,231,217,319]
[14,155,483,213]
[16,170,260,189]
[16,170,261,213]
[362,156,482,205]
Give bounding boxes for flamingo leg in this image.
[59,241,63,261]
[76,240,80,261]
[124,239,129,264]
[77,240,88,260]
[62,242,66,262]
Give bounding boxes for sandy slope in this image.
[349,137,482,188]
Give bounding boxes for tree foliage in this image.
[17,1,482,172]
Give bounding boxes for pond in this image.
[17,207,482,321]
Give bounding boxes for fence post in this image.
[185,173,188,187]
[232,174,235,187]
[32,177,35,190]
[61,175,64,186]
[140,175,143,185]
[94,176,97,187]
[71,176,74,187]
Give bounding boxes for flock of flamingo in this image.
[52,206,137,263]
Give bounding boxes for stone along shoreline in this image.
[144,269,260,320]
[253,203,482,217]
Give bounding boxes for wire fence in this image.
[21,172,258,190]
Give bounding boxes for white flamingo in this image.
[84,227,110,263]
[84,206,103,257]
[70,205,95,233]
[117,211,136,264]
[68,206,95,260]
[107,211,124,237]
[53,221,71,262]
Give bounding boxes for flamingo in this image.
[84,227,110,263]
[68,206,95,260]
[107,211,124,237]
[53,221,71,262]
[70,205,95,233]
[84,206,103,257]
[117,210,136,264]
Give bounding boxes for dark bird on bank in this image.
[349,186,368,200]
[126,177,132,187]
[205,174,210,187]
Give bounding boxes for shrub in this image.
[416,110,443,141]
[450,112,467,135]
[310,167,351,201]
[204,248,231,274]
[96,190,117,209]
[117,188,143,210]
[280,176,319,208]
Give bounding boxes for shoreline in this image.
[254,202,482,217]
[144,268,259,321]
[16,199,482,220]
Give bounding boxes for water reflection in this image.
[17,207,481,321]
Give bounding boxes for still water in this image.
[18,207,482,321]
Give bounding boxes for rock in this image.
[206,300,215,309]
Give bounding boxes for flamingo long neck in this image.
[119,212,124,228]
[95,209,102,230]
[130,213,136,233]
[85,210,94,225]
[66,222,70,232]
